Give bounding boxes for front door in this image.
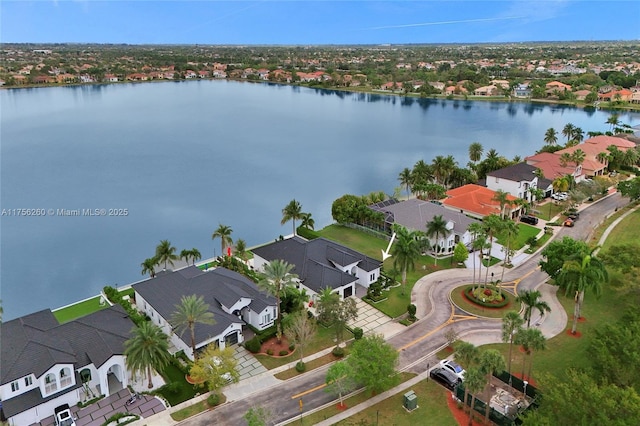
[343,285,353,298]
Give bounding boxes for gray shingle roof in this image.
[132,267,275,346]
[487,162,538,182]
[252,237,381,293]
[370,198,479,235]
[1,306,134,386]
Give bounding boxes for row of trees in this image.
[140,240,202,278]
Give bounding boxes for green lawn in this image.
[157,363,198,406]
[600,208,640,251]
[535,201,565,221]
[53,296,109,323]
[495,223,540,250]
[317,224,387,261]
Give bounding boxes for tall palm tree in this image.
[300,212,315,230]
[606,113,620,131]
[491,189,511,219]
[281,199,303,236]
[258,259,298,341]
[572,127,584,143]
[479,349,506,424]
[467,222,484,289]
[556,252,608,334]
[559,152,572,168]
[502,311,524,380]
[473,233,490,289]
[571,149,586,168]
[482,214,504,286]
[234,239,247,263]
[562,123,575,143]
[544,127,558,145]
[501,219,519,281]
[454,341,479,416]
[190,248,202,265]
[398,167,413,198]
[124,322,171,388]
[180,249,191,265]
[425,215,451,264]
[431,155,448,186]
[171,295,215,359]
[155,240,178,270]
[411,159,433,187]
[212,224,233,256]
[468,142,484,165]
[515,327,546,381]
[391,225,421,294]
[516,290,551,328]
[141,257,158,278]
[464,367,485,426]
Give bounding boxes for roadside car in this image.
[430,367,461,390]
[440,359,466,380]
[520,215,539,225]
[54,404,76,426]
[564,218,575,227]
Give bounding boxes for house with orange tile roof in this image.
[442,184,520,220]
[525,152,583,182]
[545,81,572,91]
[552,135,635,177]
[598,89,633,102]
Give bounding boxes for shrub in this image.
[332,346,345,358]
[244,337,262,354]
[295,361,306,373]
[353,327,363,340]
[207,393,221,407]
[159,381,182,394]
[279,350,289,356]
[288,343,296,351]
[266,349,274,356]
[407,304,417,320]
[296,226,321,240]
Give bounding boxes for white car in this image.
[440,359,466,381]
[54,404,76,426]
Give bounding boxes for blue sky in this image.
[2,1,638,45]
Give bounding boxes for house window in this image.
[25,376,33,386]
[45,373,57,393]
[369,273,376,281]
[11,381,19,392]
[60,367,72,387]
[263,312,272,324]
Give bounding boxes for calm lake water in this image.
[2,80,639,320]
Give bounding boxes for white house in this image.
[132,266,277,360]
[486,162,540,203]
[369,199,480,253]
[252,237,381,302]
[0,306,134,425]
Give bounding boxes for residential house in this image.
[574,89,592,101]
[556,135,636,177]
[485,163,540,203]
[198,70,210,79]
[474,85,499,96]
[525,152,583,182]
[104,74,118,82]
[490,79,510,90]
[133,266,277,360]
[442,184,519,219]
[368,199,480,254]
[212,70,227,79]
[631,85,640,104]
[513,83,531,97]
[598,89,633,102]
[0,306,135,426]
[252,237,381,301]
[184,70,197,79]
[545,81,572,91]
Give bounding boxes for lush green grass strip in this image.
[157,362,198,406]
[53,296,109,323]
[495,223,540,250]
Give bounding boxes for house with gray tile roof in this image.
[0,305,134,426]
[132,266,276,360]
[369,198,480,253]
[252,237,381,301]
[486,162,540,203]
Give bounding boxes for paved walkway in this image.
[234,345,268,380]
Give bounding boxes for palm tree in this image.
[398,167,413,198]
[467,222,484,289]
[190,248,201,265]
[454,341,479,416]
[559,152,572,167]
[473,233,490,289]
[155,240,178,270]
[491,189,511,219]
[281,199,303,236]
[425,215,451,264]
[552,175,570,194]
[572,127,584,143]
[479,349,506,423]
[258,259,298,341]
[411,159,433,187]
[596,151,609,165]
[501,219,519,281]
[516,290,551,328]
[212,224,233,256]
[469,142,484,165]
[562,123,576,143]
[556,252,608,334]
[571,149,586,168]
[234,239,247,263]
[464,367,486,426]
[124,322,171,388]
[180,249,191,265]
[391,225,421,294]
[515,327,546,381]
[502,311,524,380]
[544,127,558,145]
[300,212,315,230]
[141,257,158,278]
[482,214,504,286]
[171,295,215,359]
[606,113,620,131]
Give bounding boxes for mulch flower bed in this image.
[259,335,295,357]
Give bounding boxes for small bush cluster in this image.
[103,286,146,326]
[332,346,345,358]
[288,343,296,351]
[353,327,363,340]
[266,349,274,356]
[295,361,306,373]
[214,255,261,282]
[207,393,221,407]
[279,350,289,356]
[244,336,262,354]
[296,226,321,240]
[465,286,509,308]
[78,395,104,408]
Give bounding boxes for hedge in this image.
[103,286,146,326]
[296,226,321,240]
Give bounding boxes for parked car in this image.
[552,192,568,201]
[440,359,466,380]
[520,215,539,225]
[430,367,461,390]
[54,404,76,426]
[567,212,579,221]
[564,218,575,227]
